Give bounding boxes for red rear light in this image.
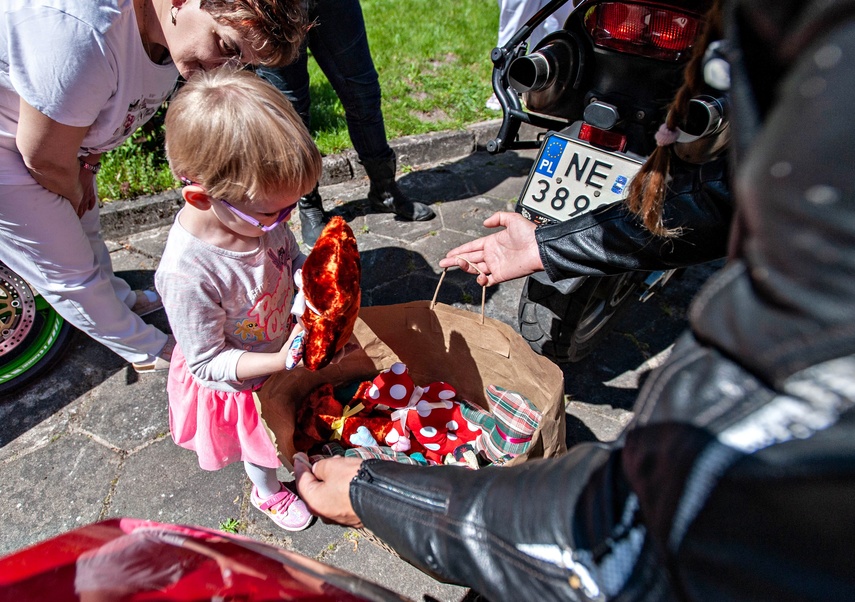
[585,2,701,61]
[599,4,644,43]
[579,123,627,151]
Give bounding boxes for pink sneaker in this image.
[250,484,314,532]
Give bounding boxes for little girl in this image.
[155,68,323,532]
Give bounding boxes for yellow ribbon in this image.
[330,402,365,440]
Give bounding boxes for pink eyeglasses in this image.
[179,177,293,232]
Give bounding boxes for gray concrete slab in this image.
[76,369,171,451]
[0,433,121,551]
[107,438,247,529]
[0,124,723,601]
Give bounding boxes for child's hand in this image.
[280,323,306,370]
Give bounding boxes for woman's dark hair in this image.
[201,0,310,67]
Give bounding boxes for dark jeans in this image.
[257,0,393,163]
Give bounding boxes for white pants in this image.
[497,0,574,49]
[0,180,167,364]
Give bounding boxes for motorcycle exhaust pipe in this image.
[505,34,582,118]
[508,39,576,93]
[673,95,730,164]
[508,51,553,92]
[677,95,728,143]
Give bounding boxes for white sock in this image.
[244,462,280,499]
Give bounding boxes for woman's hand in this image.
[77,155,101,216]
[438,211,543,286]
[293,453,364,527]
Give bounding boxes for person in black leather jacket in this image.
[294,1,855,599]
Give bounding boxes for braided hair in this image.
[623,0,724,237]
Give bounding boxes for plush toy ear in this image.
[300,216,361,370]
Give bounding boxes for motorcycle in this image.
[0,518,407,601]
[487,0,724,362]
[0,261,75,395]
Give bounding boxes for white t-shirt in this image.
[0,0,178,183]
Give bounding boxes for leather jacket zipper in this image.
[357,465,446,511]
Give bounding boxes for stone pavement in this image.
[0,121,722,601]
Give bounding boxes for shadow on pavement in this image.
[330,149,535,221]
[557,261,726,446]
[360,246,498,308]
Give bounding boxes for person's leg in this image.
[497,0,527,47]
[527,0,573,49]
[79,202,136,311]
[497,0,573,50]
[243,461,281,499]
[256,49,312,131]
[300,0,434,225]
[257,50,330,247]
[0,181,168,365]
[245,460,314,531]
[305,0,387,161]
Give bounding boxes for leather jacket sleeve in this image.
[536,155,732,281]
[350,444,624,602]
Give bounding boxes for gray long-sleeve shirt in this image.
[155,212,305,392]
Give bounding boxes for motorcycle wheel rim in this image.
[0,264,66,386]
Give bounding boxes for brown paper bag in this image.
[256,292,566,467]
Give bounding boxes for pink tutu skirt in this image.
[167,346,280,471]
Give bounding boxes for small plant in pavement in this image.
[219,518,242,534]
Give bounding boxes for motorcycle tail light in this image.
[579,123,627,151]
[584,2,701,61]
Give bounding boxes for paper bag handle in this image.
[431,265,487,325]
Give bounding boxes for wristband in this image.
[79,159,101,174]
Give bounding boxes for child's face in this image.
[209,191,302,238]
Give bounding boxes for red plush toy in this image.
[293,364,541,466]
[292,216,361,371]
[293,382,403,453]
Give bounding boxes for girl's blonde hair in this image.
[624,0,724,237]
[164,68,322,207]
[201,0,309,67]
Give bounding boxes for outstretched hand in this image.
[293,453,364,527]
[438,212,543,286]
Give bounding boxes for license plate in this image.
[516,133,643,225]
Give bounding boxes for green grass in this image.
[99,0,498,201]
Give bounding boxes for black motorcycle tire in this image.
[518,272,646,363]
[0,262,75,396]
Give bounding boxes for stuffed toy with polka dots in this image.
[358,362,487,463]
[293,363,543,466]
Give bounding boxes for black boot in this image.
[298,186,328,249]
[362,156,435,221]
